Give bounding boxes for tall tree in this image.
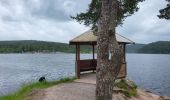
[158,0,170,19]
[72,0,144,99]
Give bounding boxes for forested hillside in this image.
[126,44,145,53]
[0,40,92,53]
[137,41,170,54]
[0,40,169,54]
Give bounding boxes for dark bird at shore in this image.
[39,77,46,82]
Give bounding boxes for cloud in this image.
[0,0,91,22]
[117,0,170,43]
[0,0,169,44]
[0,0,91,43]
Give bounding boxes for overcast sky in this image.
[0,0,169,44]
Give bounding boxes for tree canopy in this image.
[158,0,170,19]
[72,0,144,30]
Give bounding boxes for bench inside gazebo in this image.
[69,30,134,79]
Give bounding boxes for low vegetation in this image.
[115,79,138,97]
[0,77,75,100]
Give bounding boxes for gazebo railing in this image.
[77,59,97,72]
[76,59,126,79]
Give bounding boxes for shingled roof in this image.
[69,30,134,45]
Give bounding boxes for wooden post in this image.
[92,44,95,60]
[75,45,78,78]
[76,45,78,61]
[123,44,126,62]
[92,44,95,72]
[77,44,80,79]
[123,44,127,76]
[75,44,80,79]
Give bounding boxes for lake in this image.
[0,53,169,96]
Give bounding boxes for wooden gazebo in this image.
[69,30,134,79]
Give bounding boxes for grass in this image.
[0,77,138,100]
[115,79,138,97]
[0,77,75,100]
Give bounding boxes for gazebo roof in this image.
[69,30,134,45]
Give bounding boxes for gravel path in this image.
[28,82,95,100]
[26,74,167,100]
[44,82,96,100]
[27,81,165,100]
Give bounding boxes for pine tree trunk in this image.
[96,0,123,100]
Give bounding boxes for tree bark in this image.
[96,0,123,100]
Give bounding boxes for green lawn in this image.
[0,77,75,100]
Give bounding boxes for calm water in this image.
[0,53,169,96]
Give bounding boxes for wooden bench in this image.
[77,59,126,79]
[77,59,97,72]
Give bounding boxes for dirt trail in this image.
[27,82,166,100]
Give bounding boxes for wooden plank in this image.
[77,45,80,79]
[92,44,95,60]
[75,45,78,78]
[124,44,126,62]
[78,59,97,72]
[117,63,127,79]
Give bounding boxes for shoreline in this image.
[0,78,169,100]
[0,77,75,100]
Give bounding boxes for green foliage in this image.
[138,41,170,54]
[72,0,144,30]
[158,0,170,19]
[115,79,138,97]
[0,77,75,100]
[0,40,92,53]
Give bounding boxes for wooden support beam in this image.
[77,44,80,79]
[77,45,80,60]
[92,44,95,60]
[92,44,95,72]
[123,44,127,76]
[124,44,126,62]
[76,45,78,61]
[75,45,78,78]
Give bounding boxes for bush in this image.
[115,79,138,97]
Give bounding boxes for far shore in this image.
[0,52,75,54]
[0,52,170,54]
